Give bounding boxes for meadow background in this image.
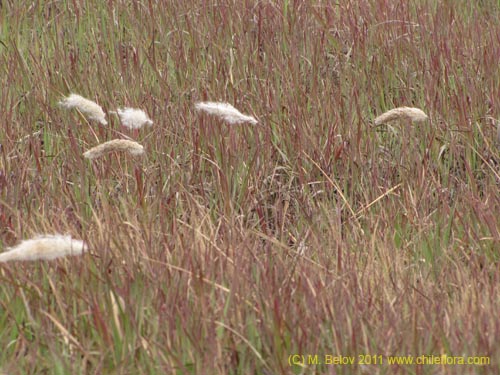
[0,0,499,374]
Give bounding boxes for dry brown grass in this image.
[0,1,498,374]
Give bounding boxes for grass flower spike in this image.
[83,139,145,160]
[59,93,108,125]
[195,101,258,125]
[116,107,153,129]
[374,107,428,126]
[0,234,87,262]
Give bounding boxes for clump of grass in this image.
[83,139,145,160]
[59,93,108,125]
[0,1,499,374]
[0,234,86,262]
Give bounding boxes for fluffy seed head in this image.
[374,107,428,126]
[83,139,145,160]
[116,107,153,129]
[195,101,257,125]
[59,93,108,125]
[0,234,87,262]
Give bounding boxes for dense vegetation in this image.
[0,1,498,374]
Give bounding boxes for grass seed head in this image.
[83,139,145,160]
[195,101,258,125]
[59,93,108,125]
[0,234,87,262]
[374,106,428,126]
[116,107,153,129]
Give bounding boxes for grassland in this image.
[0,1,499,374]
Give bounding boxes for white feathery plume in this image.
[115,107,153,129]
[0,234,87,262]
[194,101,257,125]
[374,106,428,126]
[59,93,108,125]
[83,139,145,160]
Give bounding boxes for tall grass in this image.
[0,1,498,374]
